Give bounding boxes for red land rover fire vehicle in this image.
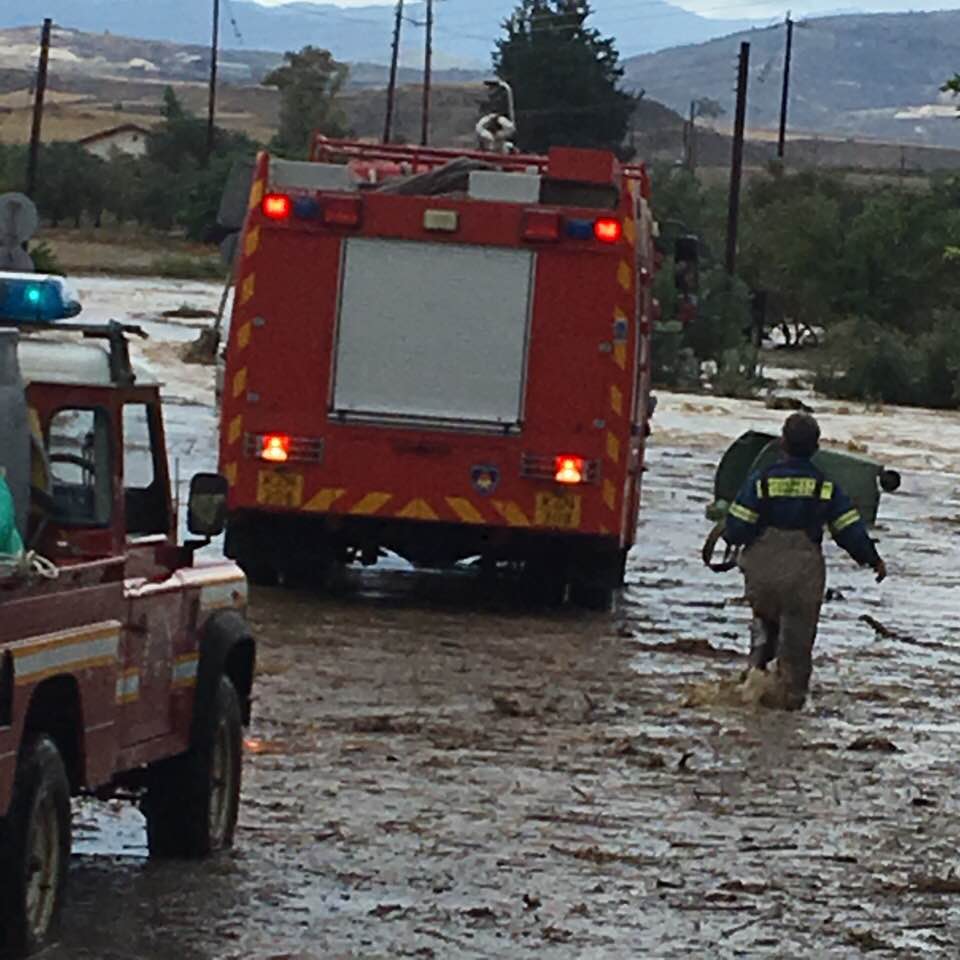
[0,310,253,957]
[219,137,674,606]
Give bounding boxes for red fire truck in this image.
[219,137,672,606]
[0,308,254,956]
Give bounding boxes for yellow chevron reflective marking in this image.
[249,178,264,210]
[610,384,624,416]
[303,488,346,512]
[446,497,484,524]
[493,500,530,527]
[232,367,247,399]
[618,260,633,291]
[237,322,251,350]
[603,478,617,511]
[606,432,621,464]
[623,216,637,247]
[351,492,392,515]
[245,226,260,258]
[240,273,256,306]
[224,462,237,487]
[228,415,243,446]
[613,343,627,369]
[397,498,439,521]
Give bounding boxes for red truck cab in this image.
[0,319,254,957]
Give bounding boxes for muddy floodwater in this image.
[47,280,960,957]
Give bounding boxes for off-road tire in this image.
[568,580,615,611]
[0,736,71,958]
[143,675,243,859]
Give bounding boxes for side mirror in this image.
[187,472,228,538]
[674,234,700,297]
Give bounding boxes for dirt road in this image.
[45,279,960,958]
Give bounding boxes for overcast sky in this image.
[252,0,960,21]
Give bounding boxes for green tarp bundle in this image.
[0,474,23,556]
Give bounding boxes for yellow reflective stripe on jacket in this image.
[832,508,861,532]
[729,502,759,524]
[758,477,834,500]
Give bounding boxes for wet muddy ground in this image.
[44,280,960,957]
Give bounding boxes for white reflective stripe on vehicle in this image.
[200,577,248,613]
[12,622,122,686]
[115,669,140,704]
[172,654,199,688]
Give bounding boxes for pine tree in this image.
[493,1,637,154]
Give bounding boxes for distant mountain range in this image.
[622,10,960,146]
[0,0,762,68]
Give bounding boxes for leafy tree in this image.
[263,46,349,157]
[493,1,637,154]
[34,143,105,227]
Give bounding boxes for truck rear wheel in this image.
[0,736,71,957]
[143,675,243,859]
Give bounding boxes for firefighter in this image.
[724,413,886,709]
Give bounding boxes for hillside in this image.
[1,0,761,67]
[623,10,960,147]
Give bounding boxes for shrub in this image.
[814,315,960,408]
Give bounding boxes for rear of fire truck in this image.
[218,138,658,606]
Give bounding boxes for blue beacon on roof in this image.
[0,273,82,324]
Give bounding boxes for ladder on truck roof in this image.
[310,136,649,186]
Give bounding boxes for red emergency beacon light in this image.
[594,218,622,244]
[262,194,292,221]
[260,434,291,463]
[554,456,585,484]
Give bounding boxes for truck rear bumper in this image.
[225,508,623,571]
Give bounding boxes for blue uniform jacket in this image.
[724,456,880,566]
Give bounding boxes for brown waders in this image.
[738,528,826,710]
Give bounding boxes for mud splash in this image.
[684,666,788,710]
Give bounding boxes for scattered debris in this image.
[522,893,541,912]
[846,928,892,951]
[847,735,901,753]
[162,304,217,319]
[765,396,814,413]
[368,903,405,919]
[461,906,497,923]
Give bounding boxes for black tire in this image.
[0,736,71,958]
[239,557,278,588]
[521,554,567,607]
[568,580,615,611]
[143,675,243,859]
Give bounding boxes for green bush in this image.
[814,315,960,408]
[28,241,65,276]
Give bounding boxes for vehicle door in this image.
[120,400,178,745]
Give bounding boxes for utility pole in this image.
[383,0,404,143]
[777,14,794,160]
[420,0,433,146]
[685,99,697,172]
[725,41,750,276]
[26,18,52,200]
[206,0,220,164]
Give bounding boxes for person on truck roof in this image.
[0,471,24,557]
[723,413,887,710]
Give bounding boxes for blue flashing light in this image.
[293,196,321,220]
[0,273,82,324]
[565,218,593,240]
